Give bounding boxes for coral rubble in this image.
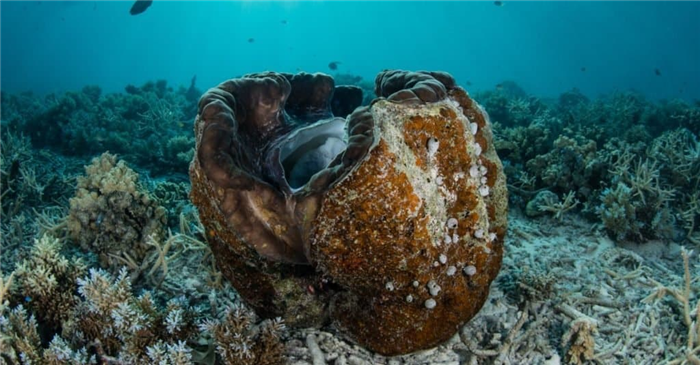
[189,70,507,355]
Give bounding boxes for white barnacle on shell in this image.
[463,265,477,276]
[479,185,489,197]
[427,137,439,158]
[474,142,482,156]
[447,218,458,229]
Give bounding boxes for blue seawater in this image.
[1,1,699,100]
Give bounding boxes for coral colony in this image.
[1,71,699,364]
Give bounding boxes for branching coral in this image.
[0,273,13,312]
[1,131,40,216]
[199,303,286,365]
[536,191,580,221]
[644,248,700,364]
[12,233,86,329]
[63,268,199,363]
[596,129,698,243]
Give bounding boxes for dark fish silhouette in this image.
[494,1,503,6]
[281,20,288,24]
[495,83,503,90]
[248,38,255,43]
[581,67,586,72]
[328,61,341,70]
[465,81,473,86]
[655,68,661,76]
[130,0,152,15]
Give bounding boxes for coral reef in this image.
[2,72,699,364]
[474,83,699,244]
[1,214,285,365]
[189,70,507,355]
[4,81,197,175]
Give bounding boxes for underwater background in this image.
[2,1,700,100]
[1,1,699,364]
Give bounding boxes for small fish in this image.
[581,67,586,72]
[281,20,288,24]
[654,68,661,76]
[328,61,341,70]
[465,81,473,86]
[495,83,503,90]
[61,17,65,21]
[494,1,503,6]
[130,0,152,15]
[248,38,255,43]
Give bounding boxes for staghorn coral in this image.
[0,131,34,212]
[644,248,700,364]
[595,129,699,243]
[67,152,167,270]
[648,128,699,189]
[189,70,507,355]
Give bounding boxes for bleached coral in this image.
[42,337,96,365]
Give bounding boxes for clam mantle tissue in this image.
[189,70,508,355]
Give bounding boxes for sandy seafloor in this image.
[283,211,698,364]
